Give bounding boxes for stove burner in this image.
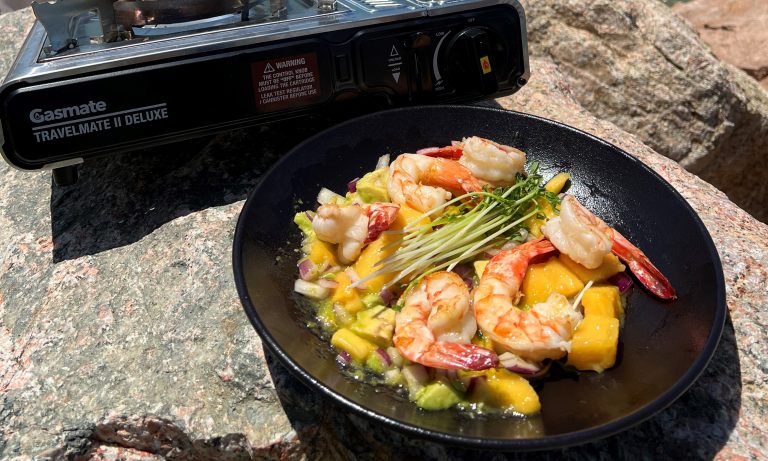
[32,0,118,53]
[113,0,243,28]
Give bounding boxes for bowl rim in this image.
[232,105,727,451]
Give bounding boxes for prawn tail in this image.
[418,145,464,160]
[420,342,498,370]
[363,203,400,244]
[525,238,558,257]
[425,158,484,196]
[611,230,677,300]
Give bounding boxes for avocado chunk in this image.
[361,292,385,309]
[365,349,390,373]
[350,306,397,347]
[356,168,389,203]
[416,379,463,410]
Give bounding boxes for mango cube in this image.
[308,239,339,267]
[567,316,620,372]
[522,257,584,305]
[473,260,489,279]
[468,369,541,415]
[582,285,623,319]
[558,253,625,284]
[354,206,428,293]
[524,198,558,238]
[544,172,571,194]
[331,272,364,314]
[331,328,377,362]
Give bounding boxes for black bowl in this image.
[232,105,726,450]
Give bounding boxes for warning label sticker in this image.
[252,52,323,111]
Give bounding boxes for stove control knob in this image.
[405,32,433,100]
[442,27,501,95]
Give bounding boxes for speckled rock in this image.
[674,0,768,91]
[1,7,767,461]
[524,0,768,223]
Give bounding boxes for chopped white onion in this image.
[386,346,404,368]
[317,187,344,205]
[402,364,430,399]
[376,154,391,170]
[293,279,330,299]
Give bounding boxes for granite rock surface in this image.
[674,0,768,91]
[525,0,768,223]
[0,7,767,461]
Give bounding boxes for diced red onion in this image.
[347,177,359,193]
[435,368,458,380]
[499,352,541,375]
[298,259,315,281]
[375,348,392,367]
[305,210,315,222]
[520,361,552,380]
[316,278,339,289]
[336,351,351,367]
[461,375,486,394]
[609,272,634,294]
[450,264,475,289]
[379,287,394,306]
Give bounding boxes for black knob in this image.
[405,32,433,101]
[442,27,503,95]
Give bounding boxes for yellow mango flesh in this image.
[525,198,557,238]
[559,253,626,283]
[331,272,364,314]
[521,257,584,306]
[468,369,541,415]
[354,206,428,292]
[582,285,624,319]
[544,172,571,194]
[308,239,339,267]
[473,260,489,279]
[567,315,620,372]
[331,328,377,362]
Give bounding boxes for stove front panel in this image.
[1,4,527,170]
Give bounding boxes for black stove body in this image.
[0,0,529,184]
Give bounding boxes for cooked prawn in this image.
[541,195,676,299]
[387,154,482,213]
[394,271,497,370]
[473,239,584,362]
[419,136,526,186]
[313,202,400,264]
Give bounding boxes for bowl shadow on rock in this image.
[47,116,339,262]
[263,311,740,460]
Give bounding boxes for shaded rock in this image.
[525,0,768,222]
[674,0,768,90]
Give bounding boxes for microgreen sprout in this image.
[352,162,559,292]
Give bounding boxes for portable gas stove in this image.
[0,0,529,184]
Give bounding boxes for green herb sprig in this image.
[353,162,559,291]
